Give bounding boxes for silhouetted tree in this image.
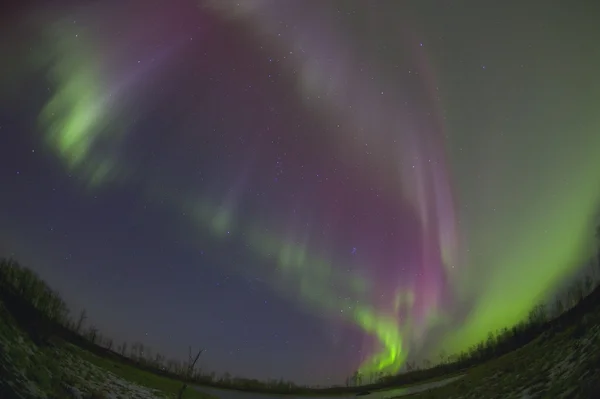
[75,309,87,333]
[438,349,447,365]
[568,280,585,306]
[131,343,139,359]
[485,332,496,355]
[145,346,153,364]
[166,359,178,373]
[222,372,232,383]
[584,274,594,294]
[350,370,364,386]
[596,225,600,272]
[3,222,600,394]
[177,346,204,398]
[554,298,565,317]
[528,303,547,326]
[155,352,165,368]
[87,325,98,344]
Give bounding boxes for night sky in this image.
[1,0,600,385]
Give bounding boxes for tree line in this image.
[0,224,599,392]
[344,224,600,389]
[0,257,306,392]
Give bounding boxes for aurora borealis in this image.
[1,0,600,385]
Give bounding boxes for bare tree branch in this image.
[178,346,204,399]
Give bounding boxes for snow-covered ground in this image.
[194,314,600,399]
[0,304,173,398]
[2,299,599,399]
[401,320,600,398]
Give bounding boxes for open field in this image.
[2,253,600,399]
[398,315,600,398]
[0,301,214,399]
[3,289,600,399]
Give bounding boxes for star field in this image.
[1,0,600,385]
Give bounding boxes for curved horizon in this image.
[1,0,599,385]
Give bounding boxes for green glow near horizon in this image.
[246,226,408,374]
[18,10,600,379]
[441,112,600,354]
[187,197,407,374]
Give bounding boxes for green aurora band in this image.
[31,20,414,371]
[7,5,600,377]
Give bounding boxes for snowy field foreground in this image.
[394,318,600,398]
[0,302,212,399]
[0,330,172,398]
[1,297,600,399]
